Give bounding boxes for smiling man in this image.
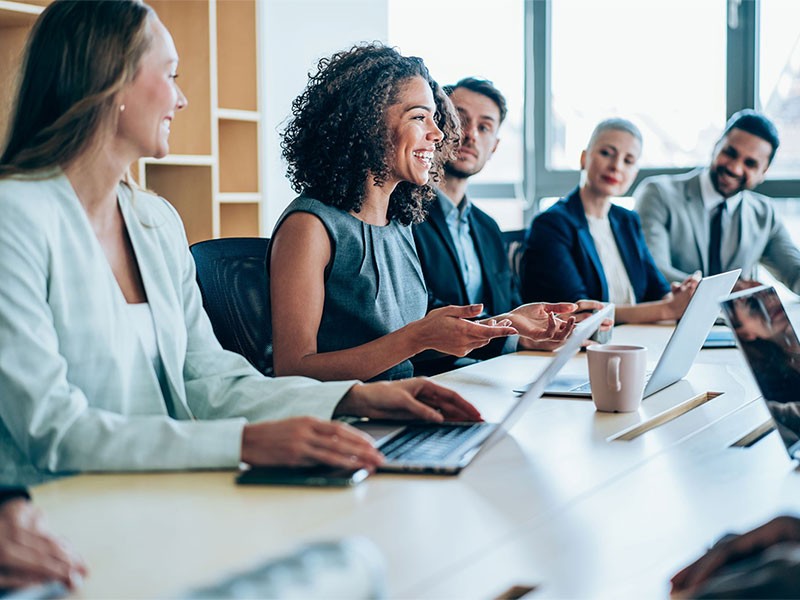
[634,109,800,294]
[412,78,591,375]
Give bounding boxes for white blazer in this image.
[0,172,355,485]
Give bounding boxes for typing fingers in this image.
[411,379,483,422]
[308,422,383,468]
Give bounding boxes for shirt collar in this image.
[700,167,742,212]
[438,191,472,224]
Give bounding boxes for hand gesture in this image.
[334,378,483,423]
[501,302,576,350]
[415,304,518,357]
[241,418,384,470]
[0,498,87,591]
[569,299,614,327]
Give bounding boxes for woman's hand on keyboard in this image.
[240,418,384,470]
[334,379,483,423]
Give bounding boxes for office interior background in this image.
[2,2,800,596]
[264,0,800,237]
[1,0,798,242]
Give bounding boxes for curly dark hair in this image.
[281,42,460,225]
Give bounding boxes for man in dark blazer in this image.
[412,78,599,375]
[634,110,800,295]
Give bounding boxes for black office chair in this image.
[500,229,526,293]
[190,237,274,376]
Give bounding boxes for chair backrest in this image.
[500,229,526,293]
[190,237,273,376]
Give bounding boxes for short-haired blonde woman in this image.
[522,118,698,324]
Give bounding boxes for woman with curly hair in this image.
[269,43,574,382]
[0,5,484,483]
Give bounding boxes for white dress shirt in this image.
[586,212,637,305]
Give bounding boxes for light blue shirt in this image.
[439,193,484,306]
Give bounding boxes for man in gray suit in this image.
[634,110,800,294]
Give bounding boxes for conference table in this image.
[31,311,800,599]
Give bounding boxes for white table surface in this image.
[31,315,800,599]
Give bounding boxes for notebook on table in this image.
[720,286,800,460]
[351,304,614,475]
[516,269,741,399]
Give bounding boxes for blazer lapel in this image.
[566,191,609,301]
[684,172,710,273]
[119,188,192,420]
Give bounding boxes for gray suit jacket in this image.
[633,168,800,294]
[0,172,355,486]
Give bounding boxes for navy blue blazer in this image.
[414,189,520,314]
[411,189,518,374]
[521,188,670,304]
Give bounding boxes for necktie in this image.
[708,200,726,276]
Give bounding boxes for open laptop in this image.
[720,286,800,460]
[351,304,614,475]
[520,269,740,398]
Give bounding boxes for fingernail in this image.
[69,570,84,589]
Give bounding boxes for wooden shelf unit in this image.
[0,1,45,145]
[0,0,264,245]
[139,0,263,244]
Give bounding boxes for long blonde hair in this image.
[0,0,153,177]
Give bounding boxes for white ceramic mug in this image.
[587,344,647,412]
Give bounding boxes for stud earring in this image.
[120,104,126,112]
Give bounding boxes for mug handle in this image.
[607,356,622,392]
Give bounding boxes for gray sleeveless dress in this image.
[269,196,428,381]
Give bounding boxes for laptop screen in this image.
[720,286,800,457]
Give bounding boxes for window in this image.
[532,0,800,209]
[548,0,726,171]
[759,0,800,179]
[388,0,526,229]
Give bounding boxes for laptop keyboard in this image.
[380,423,486,462]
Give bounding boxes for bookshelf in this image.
[0,0,263,244]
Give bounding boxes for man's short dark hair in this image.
[722,109,780,163]
[444,77,508,125]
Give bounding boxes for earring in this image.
[120,104,126,112]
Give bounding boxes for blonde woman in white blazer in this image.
[0,0,480,487]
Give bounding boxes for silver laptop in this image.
[528,269,740,398]
[352,305,614,474]
[720,286,800,460]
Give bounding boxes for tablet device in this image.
[236,465,370,487]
